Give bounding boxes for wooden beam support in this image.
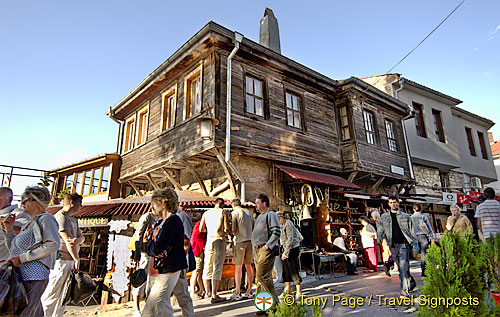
[397,181,409,195]
[182,159,209,197]
[214,147,237,198]
[161,168,182,191]
[146,173,160,190]
[348,171,358,183]
[127,181,143,196]
[370,176,385,193]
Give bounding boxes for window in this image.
[363,110,376,145]
[161,87,177,131]
[136,105,149,146]
[245,76,264,116]
[90,168,101,194]
[432,109,445,143]
[413,102,427,138]
[75,172,83,195]
[124,116,135,152]
[478,132,488,159]
[385,120,398,152]
[285,92,301,129]
[465,127,476,156]
[339,106,350,141]
[100,166,110,193]
[64,174,74,192]
[66,165,110,196]
[184,65,203,120]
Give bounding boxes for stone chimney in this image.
[488,132,494,145]
[259,8,281,54]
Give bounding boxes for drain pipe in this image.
[108,107,123,154]
[395,78,415,180]
[225,32,246,202]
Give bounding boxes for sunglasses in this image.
[21,198,37,204]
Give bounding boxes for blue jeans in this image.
[390,243,416,296]
[416,234,429,276]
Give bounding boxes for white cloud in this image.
[484,71,491,76]
[48,147,89,169]
[488,24,500,36]
[473,47,479,51]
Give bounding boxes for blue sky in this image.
[1,0,499,197]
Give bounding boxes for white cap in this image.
[340,228,348,235]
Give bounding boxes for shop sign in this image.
[390,165,405,176]
[468,191,484,201]
[457,194,470,204]
[442,192,457,204]
[78,217,109,228]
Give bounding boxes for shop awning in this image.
[277,166,360,190]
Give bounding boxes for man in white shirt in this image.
[333,228,358,275]
[42,193,84,317]
[475,187,500,240]
[0,187,30,261]
[230,198,254,300]
[200,197,229,303]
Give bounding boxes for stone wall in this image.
[413,164,441,195]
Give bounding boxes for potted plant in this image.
[482,233,500,305]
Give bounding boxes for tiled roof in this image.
[491,141,500,156]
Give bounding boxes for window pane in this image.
[292,95,299,111]
[90,168,100,194]
[343,127,350,140]
[339,106,347,117]
[169,96,176,128]
[65,174,74,191]
[341,116,349,127]
[287,109,293,125]
[100,166,110,193]
[254,80,263,98]
[246,77,253,94]
[246,95,254,113]
[75,173,83,195]
[286,93,292,109]
[255,99,263,116]
[294,112,301,128]
[82,171,91,196]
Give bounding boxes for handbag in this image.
[130,268,147,288]
[295,225,304,243]
[187,245,196,272]
[0,262,28,315]
[266,212,280,257]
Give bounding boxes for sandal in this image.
[211,296,227,304]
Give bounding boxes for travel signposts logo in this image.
[254,291,274,312]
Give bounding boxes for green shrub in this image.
[269,293,308,317]
[418,231,488,316]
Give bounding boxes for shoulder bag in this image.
[266,212,280,256]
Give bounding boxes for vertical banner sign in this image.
[457,194,470,204]
[442,192,457,204]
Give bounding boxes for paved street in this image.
[66,261,423,316]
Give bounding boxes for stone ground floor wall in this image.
[413,164,441,195]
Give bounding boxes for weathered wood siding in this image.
[214,48,343,172]
[339,88,411,179]
[120,51,217,181]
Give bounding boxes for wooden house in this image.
[106,10,413,249]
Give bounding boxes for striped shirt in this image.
[251,210,280,249]
[475,200,500,239]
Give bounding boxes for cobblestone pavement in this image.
[65,261,423,316]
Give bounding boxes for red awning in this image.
[277,165,360,190]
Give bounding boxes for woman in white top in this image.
[360,216,378,272]
[277,211,302,298]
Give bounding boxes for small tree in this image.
[418,230,488,316]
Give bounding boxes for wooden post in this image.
[182,160,209,196]
[161,168,182,191]
[127,181,143,196]
[370,176,385,193]
[348,171,358,183]
[146,173,160,190]
[214,147,237,198]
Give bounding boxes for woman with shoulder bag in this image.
[142,189,192,317]
[277,211,302,298]
[2,186,60,316]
